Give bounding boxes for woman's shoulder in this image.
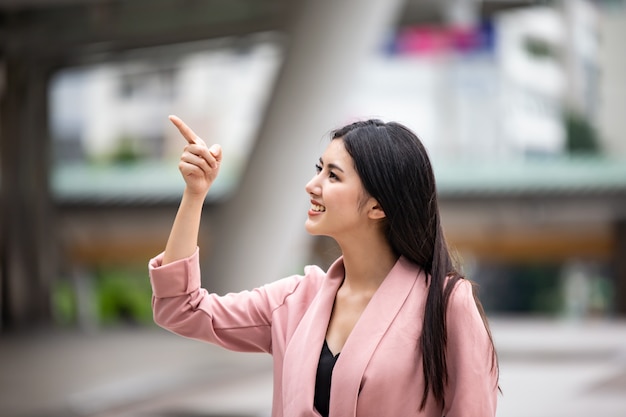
[291,261,337,294]
[445,276,474,302]
[304,256,345,284]
[262,260,335,301]
[303,263,328,281]
[254,262,336,320]
[444,277,489,327]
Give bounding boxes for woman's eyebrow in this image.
[319,157,345,172]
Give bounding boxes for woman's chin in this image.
[305,220,324,236]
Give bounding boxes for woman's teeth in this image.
[311,204,326,212]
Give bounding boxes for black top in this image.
[314,340,340,417]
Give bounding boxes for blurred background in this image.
[1,0,626,416]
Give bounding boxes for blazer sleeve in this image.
[443,279,499,417]
[149,248,305,354]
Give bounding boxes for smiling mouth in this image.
[311,204,326,212]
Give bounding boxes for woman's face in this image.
[304,139,377,240]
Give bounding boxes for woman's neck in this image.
[338,238,398,294]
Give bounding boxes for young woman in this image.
[150,115,499,417]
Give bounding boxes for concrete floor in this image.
[1,317,625,417]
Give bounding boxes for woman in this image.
[150,115,499,417]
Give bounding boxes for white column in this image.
[597,5,626,155]
[206,0,405,293]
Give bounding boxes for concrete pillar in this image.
[205,0,405,293]
[596,6,626,155]
[0,57,58,329]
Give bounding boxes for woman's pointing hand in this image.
[169,115,222,197]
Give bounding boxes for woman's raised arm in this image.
[161,115,222,265]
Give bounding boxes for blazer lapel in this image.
[329,256,421,416]
[282,258,345,416]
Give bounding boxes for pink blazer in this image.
[149,248,498,417]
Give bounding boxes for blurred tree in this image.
[96,266,153,326]
[564,111,602,155]
[524,36,557,60]
[110,135,142,164]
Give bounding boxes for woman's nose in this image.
[305,175,319,196]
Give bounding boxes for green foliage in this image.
[95,266,154,325]
[524,37,556,60]
[110,135,142,164]
[51,280,77,326]
[564,111,601,155]
[51,265,154,328]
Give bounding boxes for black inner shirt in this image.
[314,339,340,417]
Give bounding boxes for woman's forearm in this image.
[162,189,207,265]
[160,115,222,265]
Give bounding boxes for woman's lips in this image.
[308,200,326,215]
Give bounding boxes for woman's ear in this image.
[368,200,386,220]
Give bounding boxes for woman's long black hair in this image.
[331,119,498,410]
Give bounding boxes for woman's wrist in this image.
[182,186,209,203]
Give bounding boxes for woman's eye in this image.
[315,163,338,180]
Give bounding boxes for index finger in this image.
[169,115,198,145]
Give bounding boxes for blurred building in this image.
[1,0,626,330]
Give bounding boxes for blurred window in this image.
[49,33,284,205]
